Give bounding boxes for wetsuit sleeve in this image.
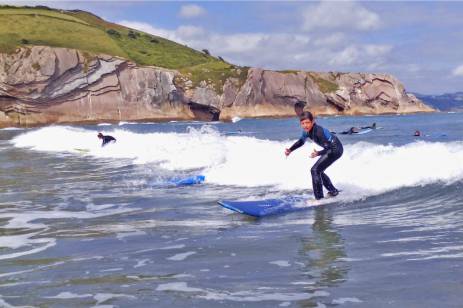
[288,131,308,152]
[289,138,305,152]
[316,127,332,156]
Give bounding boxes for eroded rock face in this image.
[0,46,191,126]
[320,72,430,114]
[218,69,433,119]
[0,46,433,127]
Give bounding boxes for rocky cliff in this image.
[0,46,434,127]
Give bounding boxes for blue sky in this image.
[3,1,463,95]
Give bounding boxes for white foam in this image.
[0,233,55,260]
[156,282,202,292]
[160,244,186,250]
[46,292,92,299]
[0,297,34,308]
[291,281,315,285]
[0,127,25,131]
[12,126,463,201]
[332,297,363,304]
[0,206,135,260]
[94,293,136,305]
[156,282,330,302]
[116,230,146,240]
[269,260,291,267]
[167,251,196,261]
[134,259,150,268]
[100,268,123,272]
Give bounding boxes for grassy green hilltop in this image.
[0,5,338,94]
[0,5,251,93]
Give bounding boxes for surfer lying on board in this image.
[339,122,376,134]
[340,127,360,135]
[285,111,343,200]
[97,132,116,147]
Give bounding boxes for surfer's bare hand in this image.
[285,148,291,156]
[310,150,319,158]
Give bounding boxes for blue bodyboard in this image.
[218,196,308,218]
[169,175,205,186]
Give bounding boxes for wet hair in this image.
[97,132,103,138]
[299,111,314,122]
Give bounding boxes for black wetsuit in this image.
[101,135,116,147]
[340,127,358,135]
[289,123,343,200]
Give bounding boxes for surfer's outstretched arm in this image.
[285,138,305,156]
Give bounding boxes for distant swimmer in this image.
[339,122,376,134]
[97,132,116,147]
[414,130,421,137]
[340,127,360,135]
[361,122,377,129]
[285,111,343,200]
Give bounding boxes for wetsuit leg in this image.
[310,146,343,199]
[321,172,336,192]
[311,155,337,199]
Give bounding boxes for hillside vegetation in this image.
[0,5,339,95]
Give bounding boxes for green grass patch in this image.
[0,6,247,89]
[179,62,249,94]
[0,14,127,56]
[308,73,339,93]
[0,7,89,25]
[109,28,214,69]
[31,62,40,70]
[277,69,300,74]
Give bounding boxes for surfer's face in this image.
[300,119,314,132]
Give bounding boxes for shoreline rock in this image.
[0,46,434,128]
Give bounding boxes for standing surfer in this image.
[285,111,343,200]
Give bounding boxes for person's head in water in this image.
[97,132,104,139]
[414,130,421,137]
[299,111,315,132]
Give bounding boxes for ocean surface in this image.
[0,112,462,307]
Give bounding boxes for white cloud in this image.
[119,19,392,73]
[329,44,392,67]
[179,4,206,19]
[210,33,268,53]
[177,25,205,39]
[302,1,381,32]
[313,33,346,47]
[452,65,463,76]
[329,46,359,66]
[364,44,392,56]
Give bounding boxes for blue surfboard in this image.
[218,196,309,218]
[169,175,205,186]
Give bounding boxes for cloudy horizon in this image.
[2,1,463,95]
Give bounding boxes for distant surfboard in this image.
[169,175,205,186]
[337,128,373,135]
[355,128,373,135]
[218,196,308,217]
[74,148,90,153]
